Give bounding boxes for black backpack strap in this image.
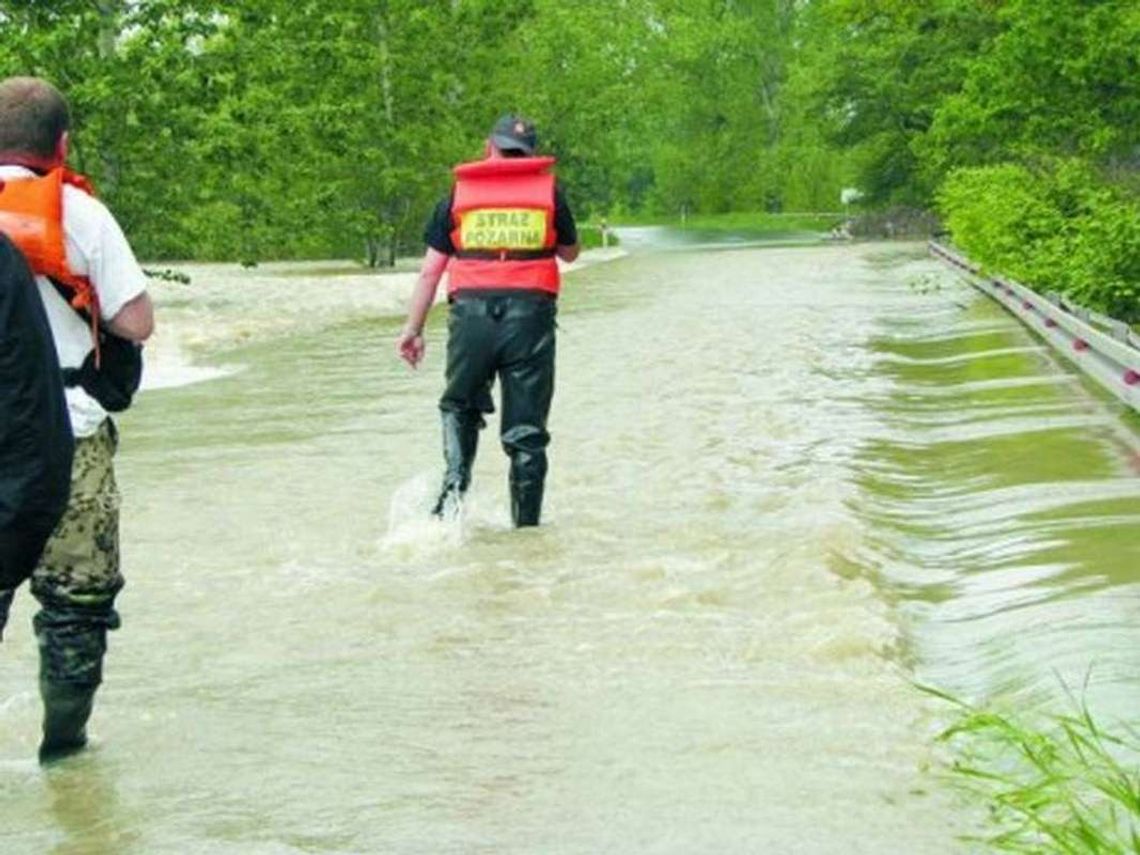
[45,276,105,381]
[46,278,92,387]
[47,276,94,325]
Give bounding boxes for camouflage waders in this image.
[31,420,123,760]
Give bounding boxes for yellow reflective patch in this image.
[460,208,546,250]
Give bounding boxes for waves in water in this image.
[3,244,1137,852]
[848,253,1140,722]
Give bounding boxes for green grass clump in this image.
[579,224,620,249]
[923,685,1140,853]
[611,210,842,233]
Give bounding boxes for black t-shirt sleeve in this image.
[424,182,578,254]
[423,195,456,255]
[554,186,578,246]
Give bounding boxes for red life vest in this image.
[0,167,100,315]
[447,156,561,296]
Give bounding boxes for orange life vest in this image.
[0,167,100,317]
[447,156,560,296]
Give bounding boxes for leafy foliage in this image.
[939,161,1140,322]
[0,0,1135,320]
[787,0,1139,319]
[924,684,1140,854]
[0,1,814,260]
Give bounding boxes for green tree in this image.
[918,0,1140,182]
[786,0,1001,205]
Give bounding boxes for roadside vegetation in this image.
[926,685,1140,854]
[2,3,1135,321]
[4,0,1138,839]
[939,162,1140,322]
[577,224,618,250]
[609,211,842,235]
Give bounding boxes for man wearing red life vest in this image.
[396,115,580,526]
[0,77,154,762]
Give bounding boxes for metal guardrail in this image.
[929,241,1140,412]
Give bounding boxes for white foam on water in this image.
[134,248,628,396]
[379,473,520,567]
[380,472,468,559]
[0,689,36,718]
[141,362,239,391]
[0,757,41,777]
[139,326,240,391]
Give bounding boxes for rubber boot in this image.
[510,479,545,528]
[39,680,96,763]
[35,613,114,763]
[432,411,480,518]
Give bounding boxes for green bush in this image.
[579,225,620,250]
[938,161,1140,322]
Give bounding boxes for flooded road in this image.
[2,242,1138,852]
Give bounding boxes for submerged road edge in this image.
[929,241,1140,414]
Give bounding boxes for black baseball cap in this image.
[490,114,537,155]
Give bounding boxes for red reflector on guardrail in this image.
[930,241,1139,414]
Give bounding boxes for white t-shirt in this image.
[0,166,149,437]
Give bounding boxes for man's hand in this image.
[397,248,449,367]
[556,241,581,263]
[396,327,425,368]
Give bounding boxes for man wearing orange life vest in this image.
[0,77,154,762]
[396,115,580,526]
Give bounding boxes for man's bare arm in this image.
[395,247,450,368]
[106,292,155,342]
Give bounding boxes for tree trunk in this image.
[364,237,381,268]
[375,12,396,125]
[94,0,122,60]
[94,0,124,194]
